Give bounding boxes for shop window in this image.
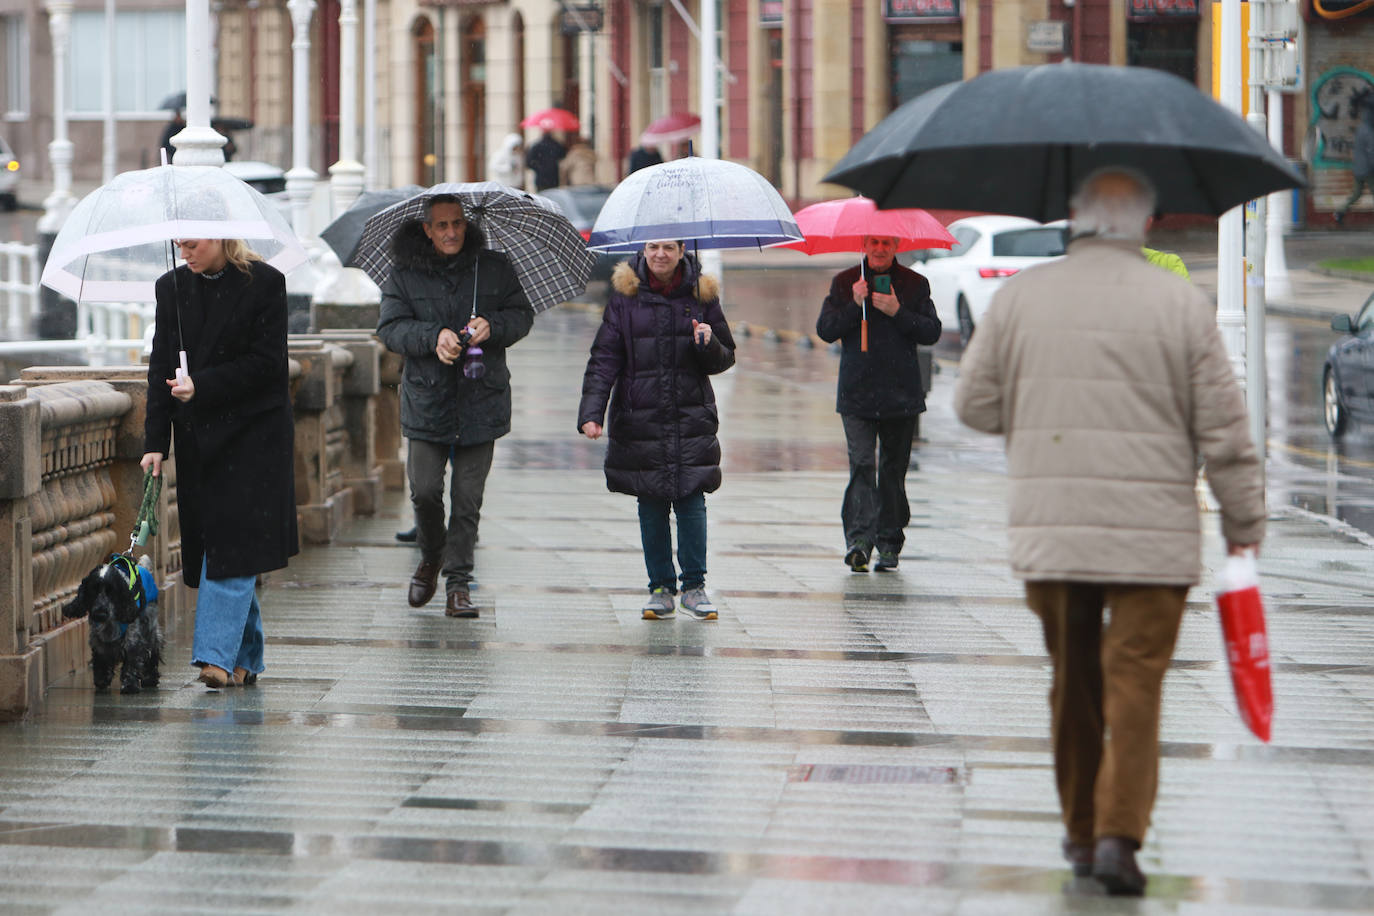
[1127,22,1197,85]
[891,39,963,108]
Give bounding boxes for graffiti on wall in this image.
[1311,66,1374,168]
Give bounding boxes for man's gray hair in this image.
[1069,167,1157,242]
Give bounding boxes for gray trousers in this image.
[841,413,917,555]
[407,438,495,592]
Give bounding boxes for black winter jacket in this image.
[815,260,942,418]
[376,222,534,445]
[144,260,299,587]
[577,254,736,500]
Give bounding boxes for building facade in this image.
[0,0,1369,225]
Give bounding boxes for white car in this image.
[907,215,1067,346]
[0,135,19,211]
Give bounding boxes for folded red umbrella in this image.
[520,108,580,132]
[1215,551,1273,742]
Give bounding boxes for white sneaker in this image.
[679,587,718,621]
[641,588,676,620]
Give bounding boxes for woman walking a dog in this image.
[141,237,298,689]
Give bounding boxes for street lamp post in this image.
[36,0,79,338]
[171,0,228,165]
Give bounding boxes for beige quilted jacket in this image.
[953,237,1266,585]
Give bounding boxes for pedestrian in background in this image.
[141,238,298,689]
[953,167,1265,896]
[1335,88,1374,226]
[561,136,598,186]
[815,235,942,573]
[487,133,525,189]
[627,142,663,175]
[376,195,534,618]
[577,240,735,621]
[526,131,566,192]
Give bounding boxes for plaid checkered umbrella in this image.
[351,182,595,313]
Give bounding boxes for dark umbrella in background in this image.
[823,62,1304,220]
[158,92,217,111]
[321,185,426,264]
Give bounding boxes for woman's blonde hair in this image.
[222,239,264,274]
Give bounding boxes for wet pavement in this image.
[3,303,1374,913]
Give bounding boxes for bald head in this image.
[1069,167,1157,242]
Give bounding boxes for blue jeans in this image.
[637,490,707,593]
[191,557,264,675]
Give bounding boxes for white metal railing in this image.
[0,241,40,339]
[0,296,153,366]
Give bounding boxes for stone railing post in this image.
[377,349,404,491]
[297,331,382,514]
[0,386,42,718]
[288,340,354,543]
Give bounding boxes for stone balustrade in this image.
[0,330,395,719]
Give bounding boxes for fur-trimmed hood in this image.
[389,218,490,273]
[611,252,720,302]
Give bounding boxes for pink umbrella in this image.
[640,112,702,145]
[781,196,956,255]
[520,108,580,132]
[783,196,955,352]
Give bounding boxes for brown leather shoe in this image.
[408,561,439,607]
[444,588,478,618]
[1093,836,1146,896]
[197,664,233,689]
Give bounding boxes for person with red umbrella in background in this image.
[809,201,947,574]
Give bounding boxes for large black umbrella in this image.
[823,63,1304,221]
[321,185,425,264]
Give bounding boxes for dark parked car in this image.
[1323,291,1374,437]
[534,185,618,283]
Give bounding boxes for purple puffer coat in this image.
[577,253,736,500]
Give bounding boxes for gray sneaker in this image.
[641,587,676,620]
[680,587,718,621]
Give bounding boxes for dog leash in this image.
[129,469,161,554]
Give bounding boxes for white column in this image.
[1217,0,1246,385]
[101,0,115,184]
[697,0,722,288]
[329,0,365,213]
[286,0,319,238]
[172,0,228,165]
[363,0,377,189]
[38,0,77,234]
[1244,0,1268,457]
[1266,88,1293,299]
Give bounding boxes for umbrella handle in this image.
[861,318,868,353]
[176,350,189,385]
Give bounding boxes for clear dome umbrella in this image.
[40,164,307,305]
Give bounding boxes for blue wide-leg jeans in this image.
[637,490,707,593]
[192,557,265,675]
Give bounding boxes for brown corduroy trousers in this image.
[1025,581,1188,846]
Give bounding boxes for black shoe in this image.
[874,552,899,571]
[1092,837,1146,896]
[1062,837,1093,878]
[844,545,870,572]
[395,527,418,543]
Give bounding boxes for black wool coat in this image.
[144,259,299,588]
[815,260,943,418]
[376,222,534,446]
[577,254,736,501]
